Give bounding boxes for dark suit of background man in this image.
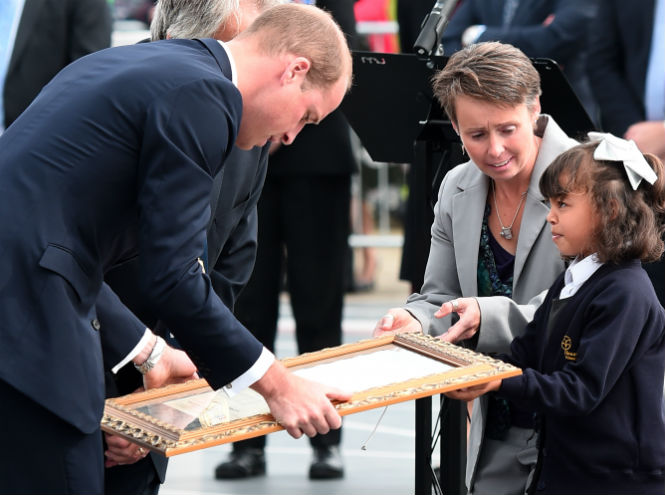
[0,5,352,493]
[215,0,358,481]
[0,0,112,131]
[441,0,598,122]
[587,0,665,306]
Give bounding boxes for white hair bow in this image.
[588,131,657,190]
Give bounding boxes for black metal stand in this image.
[414,396,467,495]
[440,398,467,494]
[414,397,433,494]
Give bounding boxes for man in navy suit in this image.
[0,4,352,494]
[441,0,598,122]
[587,0,665,306]
[587,0,665,160]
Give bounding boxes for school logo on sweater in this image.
[561,335,577,361]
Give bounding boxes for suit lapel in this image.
[9,0,46,75]
[513,194,549,286]
[514,116,577,286]
[452,168,487,296]
[450,163,547,297]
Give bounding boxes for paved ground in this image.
[160,247,441,495]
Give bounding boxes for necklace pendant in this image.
[500,227,513,240]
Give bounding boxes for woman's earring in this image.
[461,142,467,155]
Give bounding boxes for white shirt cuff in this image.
[111,328,152,374]
[220,347,275,398]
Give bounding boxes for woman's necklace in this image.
[491,180,527,240]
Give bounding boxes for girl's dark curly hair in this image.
[539,141,665,263]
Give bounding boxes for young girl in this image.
[448,133,665,494]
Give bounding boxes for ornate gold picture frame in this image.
[101,333,520,456]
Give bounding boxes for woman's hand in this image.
[434,297,481,343]
[372,308,422,337]
[444,379,501,402]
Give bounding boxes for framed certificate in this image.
[101,333,520,456]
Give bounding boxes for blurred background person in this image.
[441,0,599,127]
[587,0,665,306]
[587,0,665,160]
[0,0,112,133]
[110,0,156,26]
[214,0,360,482]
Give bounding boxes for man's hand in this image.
[251,361,351,439]
[434,298,481,343]
[624,121,665,160]
[443,379,501,402]
[104,433,149,468]
[142,345,198,390]
[372,308,422,337]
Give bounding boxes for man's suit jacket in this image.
[404,115,575,491]
[442,0,592,64]
[587,0,655,136]
[3,0,112,127]
[104,143,270,319]
[0,38,263,434]
[441,0,598,120]
[207,144,270,308]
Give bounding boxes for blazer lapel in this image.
[452,167,487,296]
[513,115,577,286]
[513,194,549,286]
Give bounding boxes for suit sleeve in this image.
[476,0,593,65]
[135,80,264,389]
[441,0,476,54]
[96,282,147,371]
[473,289,548,354]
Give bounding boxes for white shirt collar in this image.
[216,40,238,87]
[559,253,603,299]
